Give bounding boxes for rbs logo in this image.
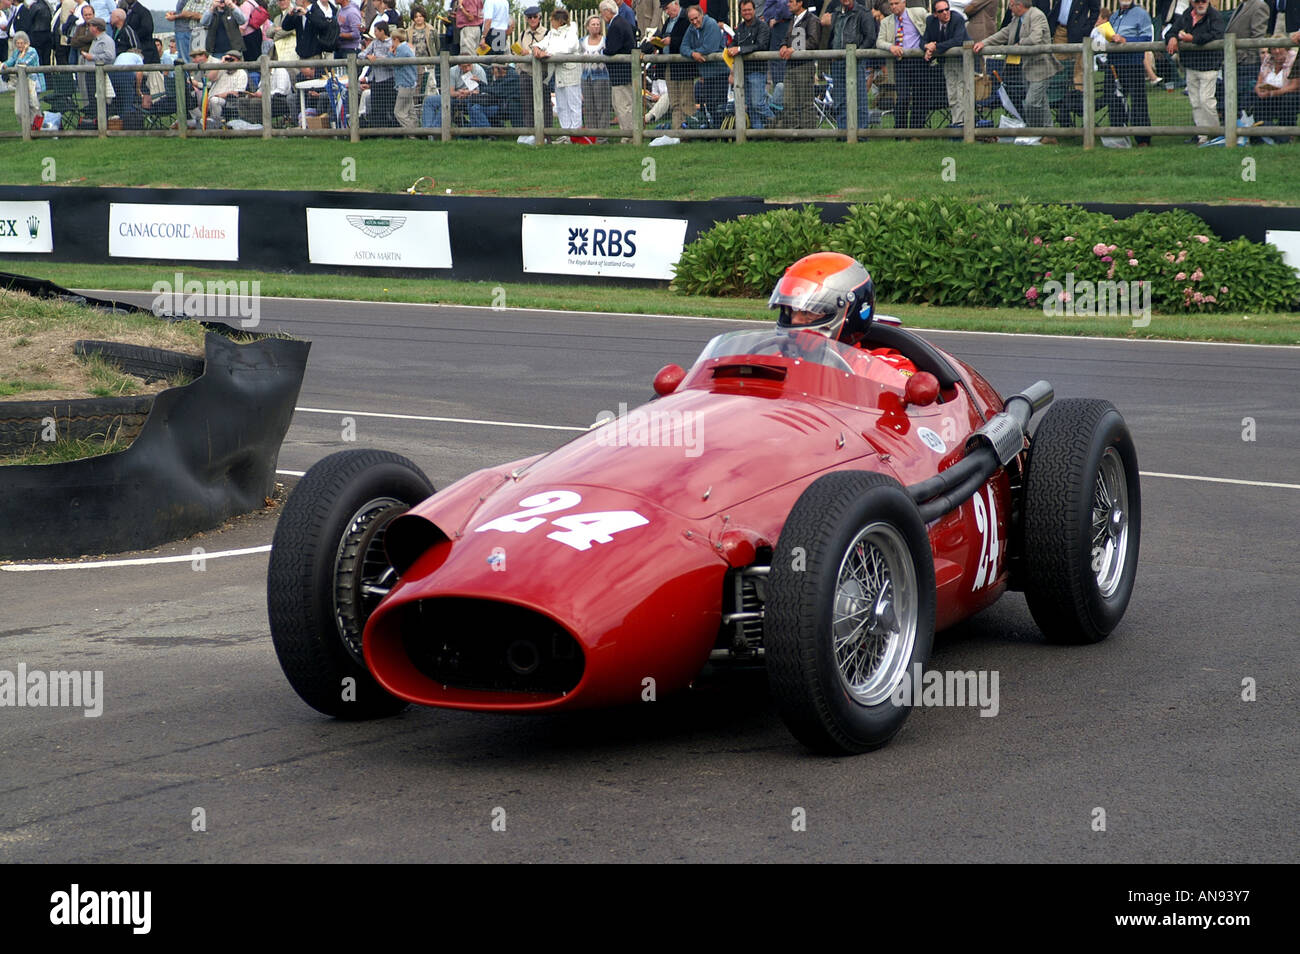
[568,226,637,258]
[593,228,636,257]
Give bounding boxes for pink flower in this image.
[1192,292,1204,304]
[1107,244,1118,253]
[1045,271,1053,278]
[1176,272,1187,281]
[1032,236,1043,245]
[1190,269,1203,281]
[1128,258,1138,266]
[1176,250,1187,263]
[1126,249,1135,258]
[1064,236,1076,242]
[1025,286,1039,301]
[1220,286,1228,294]
[1194,234,1209,243]
[1164,253,1176,263]
[1102,255,1113,263]
[1106,265,1116,279]
[1092,243,1108,256]
[1060,291,1072,303]
[1204,295,1217,303]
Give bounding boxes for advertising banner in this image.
[521,213,687,280]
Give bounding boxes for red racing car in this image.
[267,254,1141,754]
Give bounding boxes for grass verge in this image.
[5,259,1296,344]
[2,136,1297,205]
[2,433,135,466]
[0,287,207,402]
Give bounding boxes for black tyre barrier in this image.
[0,394,154,456]
[74,340,207,383]
[0,331,311,560]
[0,270,149,315]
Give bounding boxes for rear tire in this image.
[766,472,937,755]
[267,449,434,719]
[1020,399,1141,644]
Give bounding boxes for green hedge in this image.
[673,200,1300,313]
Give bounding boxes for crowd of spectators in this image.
[0,0,1296,138]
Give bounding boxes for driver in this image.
[768,252,917,378]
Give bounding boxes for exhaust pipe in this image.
[909,381,1053,523]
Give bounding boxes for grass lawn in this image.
[5,260,1295,345]
[0,288,205,403]
[0,107,1295,205]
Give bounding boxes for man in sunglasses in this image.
[1166,0,1224,143]
[923,0,969,127]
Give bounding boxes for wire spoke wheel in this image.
[1021,398,1141,645]
[267,450,435,719]
[832,523,918,707]
[333,497,408,667]
[766,472,936,755]
[1090,448,1130,599]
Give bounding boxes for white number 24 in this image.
[472,491,649,552]
[971,484,1001,590]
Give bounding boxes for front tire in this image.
[766,472,937,755]
[267,449,435,719]
[1020,398,1141,644]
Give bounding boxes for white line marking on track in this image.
[276,469,306,477]
[78,289,1300,348]
[1139,471,1300,491]
[1,545,272,572]
[294,406,588,431]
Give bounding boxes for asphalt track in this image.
[1,295,1296,863]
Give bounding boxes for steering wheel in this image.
[743,333,856,373]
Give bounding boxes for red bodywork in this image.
[364,334,1015,713]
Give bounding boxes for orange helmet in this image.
[768,252,875,343]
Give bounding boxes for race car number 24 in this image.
[472,491,649,552]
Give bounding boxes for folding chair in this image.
[813,71,837,129]
[39,71,86,128]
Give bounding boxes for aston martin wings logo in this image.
[346,215,407,239]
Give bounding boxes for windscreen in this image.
[691,329,862,374]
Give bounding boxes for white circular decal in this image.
[917,427,947,454]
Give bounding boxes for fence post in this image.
[443,51,454,142]
[631,47,642,146]
[18,65,31,140]
[96,65,107,137]
[846,45,858,143]
[1224,32,1237,148]
[1081,44,1094,149]
[735,52,748,143]
[347,54,360,142]
[260,54,272,137]
[530,53,543,144]
[174,64,188,138]
[962,43,975,144]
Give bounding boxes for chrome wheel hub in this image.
[832,522,918,706]
[1091,448,1130,599]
